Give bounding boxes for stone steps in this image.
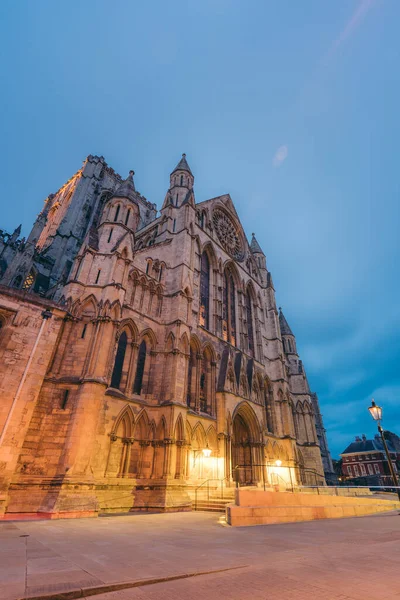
[193,497,233,512]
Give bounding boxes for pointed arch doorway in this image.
[231,404,262,485]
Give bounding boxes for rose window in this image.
[212,209,244,261]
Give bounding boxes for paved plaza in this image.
[1,511,400,600]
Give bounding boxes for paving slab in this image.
[0,511,399,600]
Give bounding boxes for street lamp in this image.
[368,399,400,501]
[275,460,282,467]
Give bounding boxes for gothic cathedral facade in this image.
[0,154,335,517]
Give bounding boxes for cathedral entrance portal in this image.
[232,412,256,485]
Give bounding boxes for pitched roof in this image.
[250,233,264,255]
[171,153,193,176]
[113,171,136,202]
[341,436,396,455]
[279,308,294,336]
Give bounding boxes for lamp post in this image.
[368,399,400,501]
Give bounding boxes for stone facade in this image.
[0,154,335,518]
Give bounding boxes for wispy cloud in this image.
[272,145,288,167]
[324,0,378,63]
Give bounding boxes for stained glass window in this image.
[22,270,35,290]
[222,269,236,345]
[187,347,194,406]
[199,361,207,413]
[110,331,127,389]
[199,252,210,329]
[229,272,236,345]
[246,290,255,357]
[133,340,146,394]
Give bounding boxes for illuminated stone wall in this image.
[0,156,331,517]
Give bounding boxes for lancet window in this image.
[187,347,195,407]
[199,252,210,329]
[110,331,127,389]
[246,290,255,357]
[222,269,236,345]
[133,340,146,395]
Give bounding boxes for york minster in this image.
[0,154,334,517]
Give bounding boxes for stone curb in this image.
[19,565,247,600]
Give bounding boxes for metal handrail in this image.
[194,477,230,510]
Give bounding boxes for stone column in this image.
[123,439,133,477]
[163,438,174,477]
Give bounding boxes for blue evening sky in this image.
[1,1,399,457]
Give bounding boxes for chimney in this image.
[362,434,367,442]
[355,436,361,442]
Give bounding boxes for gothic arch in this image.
[205,424,217,451]
[76,295,98,319]
[201,341,216,361]
[165,331,175,351]
[179,332,190,354]
[110,300,122,320]
[174,414,185,441]
[223,260,241,287]
[139,327,157,349]
[189,334,201,354]
[113,405,135,438]
[118,319,138,342]
[134,409,150,440]
[201,241,218,268]
[191,422,207,449]
[156,416,167,440]
[232,401,262,442]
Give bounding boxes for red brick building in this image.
[341,434,399,485]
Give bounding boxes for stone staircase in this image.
[190,485,236,513]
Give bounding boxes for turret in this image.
[99,171,140,250]
[250,233,267,285]
[10,224,21,244]
[162,154,194,209]
[279,307,297,355]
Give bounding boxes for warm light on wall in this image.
[275,460,282,467]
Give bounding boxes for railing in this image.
[232,464,326,491]
[194,477,231,510]
[299,484,400,496]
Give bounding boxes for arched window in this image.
[187,347,195,407]
[133,340,146,394]
[114,205,120,222]
[22,269,36,290]
[159,265,164,282]
[199,252,210,329]
[110,331,127,389]
[246,289,255,356]
[199,359,208,413]
[125,209,131,226]
[108,228,113,243]
[180,175,183,186]
[264,382,275,433]
[222,270,236,345]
